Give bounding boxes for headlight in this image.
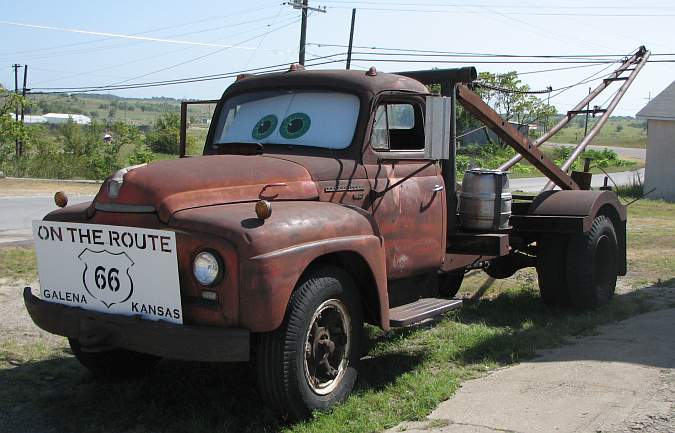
[193,251,221,286]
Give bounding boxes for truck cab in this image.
[25,66,627,421]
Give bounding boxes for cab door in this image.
[364,98,446,280]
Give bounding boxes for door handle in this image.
[432,184,444,192]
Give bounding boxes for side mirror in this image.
[424,95,452,160]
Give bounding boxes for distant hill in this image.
[26,93,216,127]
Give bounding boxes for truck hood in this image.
[94,155,319,223]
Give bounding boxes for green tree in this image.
[476,71,557,127]
[428,72,557,143]
[0,87,30,159]
[146,112,182,154]
[61,119,85,156]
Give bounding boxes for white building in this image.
[8,113,47,124]
[636,81,675,202]
[8,112,92,125]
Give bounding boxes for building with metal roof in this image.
[636,81,675,201]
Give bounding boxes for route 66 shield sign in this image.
[33,221,183,324]
[79,249,134,308]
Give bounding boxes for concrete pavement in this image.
[389,308,675,433]
[509,168,644,193]
[0,195,94,244]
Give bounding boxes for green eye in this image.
[252,114,278,140]
[280,113,311,139]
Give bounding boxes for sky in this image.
[1,0,674,116]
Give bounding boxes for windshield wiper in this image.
[213,142,264,155]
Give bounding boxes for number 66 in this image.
[94,266,120,292]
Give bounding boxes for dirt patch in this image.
[0,178,101,197]
[0,278,62,347]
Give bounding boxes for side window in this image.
[369,103,424,151]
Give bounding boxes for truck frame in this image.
[25,47,648,421]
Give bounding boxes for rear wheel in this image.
[536,235,572,307]
[69,339,160,379]
[566,215,618,309]
[255,266,363,422]
[438,271,464,298]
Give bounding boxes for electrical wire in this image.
[102,16,304,87]
[0,5,282,57]
[474,82,552,94]
[29,55,348,94]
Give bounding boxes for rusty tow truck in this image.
[25,47,649,420]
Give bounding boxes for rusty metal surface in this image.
[24,287,250,362]
[223,69,429,100]
[528,190,627,220]
[456,84,579,190]
[397,67,477,86]
[446,232,510,257]
[170,200,389,332]
[34,66,630,346]
[94,155,319,223]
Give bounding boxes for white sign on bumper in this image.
[32,221,183,324]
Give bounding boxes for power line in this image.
[316,2,675,16]
[29,55,348,94]
[28,14,301,87]
[308,43,675,59]
[102,15,305,87]
[319,1,675,10]
[0,6,283,57]
[0,19,292,52]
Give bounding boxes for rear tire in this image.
[68,339,160,379]
[536,235,572,307]
[438,271,464,298]
[566,215,618,309]
[255,266,363,422]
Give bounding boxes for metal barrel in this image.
[459,169,512,231]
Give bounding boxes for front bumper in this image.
[23,287,249,362]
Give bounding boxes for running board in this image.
[389,298,463,327]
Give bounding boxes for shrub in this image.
[146,112,181,154]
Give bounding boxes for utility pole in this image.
[299,0,308,65]
[287,0,326,66]
[19,65,28,157]
[346,9,356,70]
[12,64,21,157]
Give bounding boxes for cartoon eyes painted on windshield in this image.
[251,114,278,140]
[280,113,311,139]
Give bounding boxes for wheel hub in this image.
[303,299,351,395]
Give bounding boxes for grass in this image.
[457,143,638,178]
[549,120,647,149]
[0,246,36,281]
[0,178,101,197]
[1,199,673,433]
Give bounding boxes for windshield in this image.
[211,90,360,150]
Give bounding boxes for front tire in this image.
[68,339,160,379]
[255,266,363,422]
[566,215,619,309]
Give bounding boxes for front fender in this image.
[170,201,388,332]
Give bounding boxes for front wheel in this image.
[255,266,363,421]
